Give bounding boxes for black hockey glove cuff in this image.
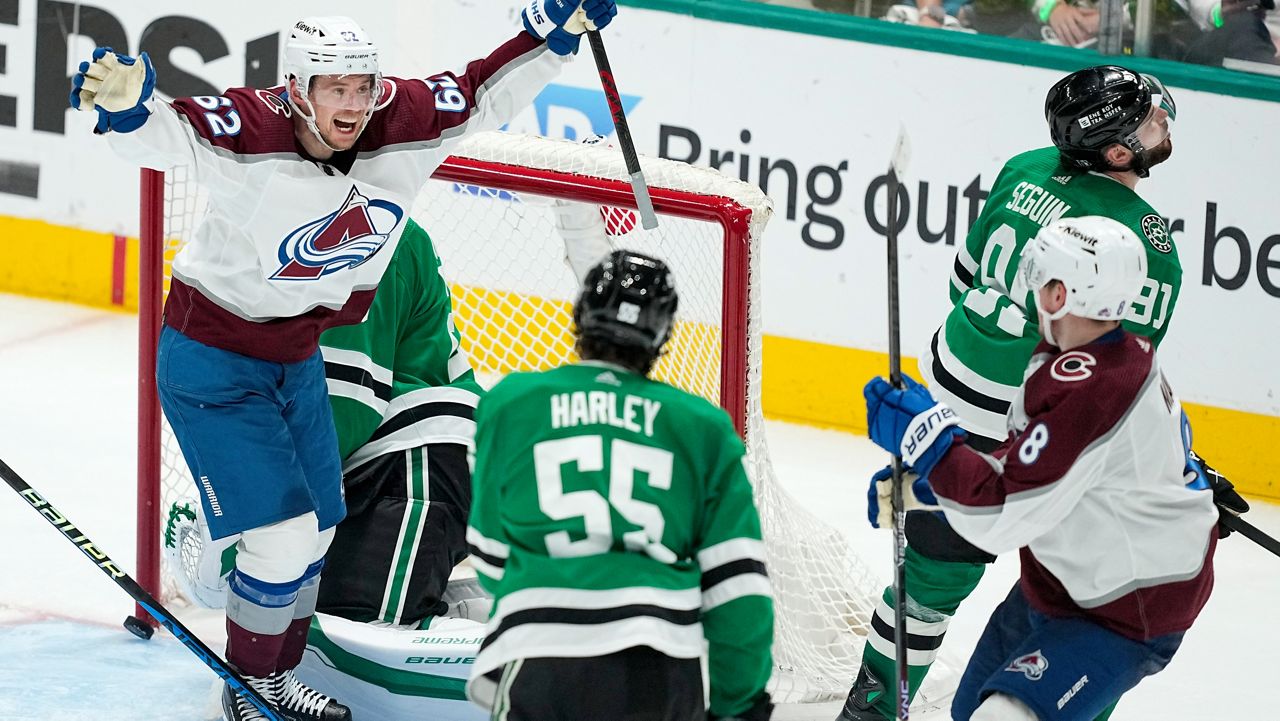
[1192,451,1250,539]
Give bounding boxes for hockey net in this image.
[137,131,883,704]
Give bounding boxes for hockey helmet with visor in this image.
[1045,65,1175,178]
[283,16,383,152]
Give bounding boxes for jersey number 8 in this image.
[533,436,674,560]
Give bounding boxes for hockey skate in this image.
[836,665,890,721]
[220,673,279,721]
[275,668,352,721]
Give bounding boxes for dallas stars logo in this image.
[1141,214,1172,253]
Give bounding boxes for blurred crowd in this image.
[762,0,1280,72]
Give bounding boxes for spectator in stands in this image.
[886,0,977,28]
[1025,0,1276,66]
[1180,0,1278,65]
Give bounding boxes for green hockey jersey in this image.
[923,147,1182,440]
[465,362,773,718]
[319,219,484,468]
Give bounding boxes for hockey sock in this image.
[225,568,304,677]
[858,546,986,717]
[277,560,324,672]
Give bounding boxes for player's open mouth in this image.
[333,119,358,134]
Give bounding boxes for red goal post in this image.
[135,131,888,705]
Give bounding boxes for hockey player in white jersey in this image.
[863,217,1218,720]
[162,202,615,721]
[68,5,616,720]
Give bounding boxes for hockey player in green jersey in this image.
[312,218,483,627]
[466,250,775,721]
[839,65,1248,721]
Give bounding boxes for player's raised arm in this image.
[69,47,204,172]
[405,0,618,148]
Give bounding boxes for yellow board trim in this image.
[0,216,139,313]
[763,334,1278,500]
[4,214,1276,499]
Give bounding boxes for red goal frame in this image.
[134,158,756,618]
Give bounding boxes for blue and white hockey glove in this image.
[69,47,155,133]
[522,0,617,56]
[866,465,940,529]
[864,374,966,478]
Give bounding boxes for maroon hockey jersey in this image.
[930,329,1218,641]
[108,32,565,362]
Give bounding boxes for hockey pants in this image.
[856,530,1117,721]
[316,443,471,627]
[488,647,704,721]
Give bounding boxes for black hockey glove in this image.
[1191,451,1250,539]
[710,694,773,721]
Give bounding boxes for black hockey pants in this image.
[316,443,471,626]
[489,647,705,721]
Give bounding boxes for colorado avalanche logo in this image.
[272,186,403,280]
[1049,351,1097,383]
[1006,651,1049,681]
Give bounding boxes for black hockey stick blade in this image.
[586,29,659,230]
[0,457,282,720]
[1221,513,1280,558]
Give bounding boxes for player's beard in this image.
[1141,137,1173,169]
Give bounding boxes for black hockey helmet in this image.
[1045,65,1170,176]
[573,250,678,355]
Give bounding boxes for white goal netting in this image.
[140,131,887,704]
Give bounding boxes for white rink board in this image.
[0,0,1276,419]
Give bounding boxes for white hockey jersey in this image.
[107,32,566,362]
[929,330,1218,641]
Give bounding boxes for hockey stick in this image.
[884,129,912,721]
[1221,513,1280,558]
[585,29,659,230]
[0,457,281,720]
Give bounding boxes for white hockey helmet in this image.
[283,17,382,148]
[1019,215,1147,325]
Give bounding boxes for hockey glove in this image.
[523,0,584,55]
[866,465,940,529]
[864,374,966,478]
[69,47,155,133]
[575,0,618,32]
[523,0,617,56]
[1192,451,1251,539]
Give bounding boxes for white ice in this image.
[0,293,1275,720]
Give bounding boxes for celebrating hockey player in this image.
[465,251,775,721]
[165,203,615,720]
[69,5,616,720]
[861,216,1219,720]
[838,64,1249,721]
